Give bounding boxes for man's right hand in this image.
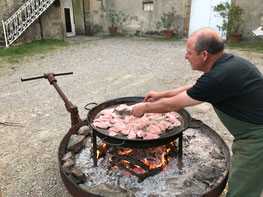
[144,91,162,102]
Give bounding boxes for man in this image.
[131,28,263,197]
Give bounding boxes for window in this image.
[143,0,153,11]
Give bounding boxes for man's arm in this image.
[132,91,202,117]
[161,84,194,98]
[144,84,194,102]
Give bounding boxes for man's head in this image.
[185,28,224,72]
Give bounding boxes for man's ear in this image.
[202,51,209,61]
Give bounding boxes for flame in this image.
[119,149,133,155]
[102,143,107,152]
[122,160,130,164]
[96,150,100,159]
[161,152,166,164]
[104,141,178,175]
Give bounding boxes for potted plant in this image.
[155,7,177,39]
[213,2,245,43]
[104,4,129,35]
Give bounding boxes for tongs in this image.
[117,102,145,116]
[0,121,24,127]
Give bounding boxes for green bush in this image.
[104,4,129,27]
[155,7,177,30]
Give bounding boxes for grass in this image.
[0,39,70,64]
[225,41,263,53]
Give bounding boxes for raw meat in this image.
[128,131,136,139]
[146,125,162,135]
[92,122,111,129]
[115,104,129,112]
[136,130,146,138]
[143,133,160,139]
[92,104,181,140]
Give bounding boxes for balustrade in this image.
[1,0,56,47]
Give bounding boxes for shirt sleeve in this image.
[186,74,236,104]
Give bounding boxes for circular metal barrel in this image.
[58,119,230,197]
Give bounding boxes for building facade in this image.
[0,0,262,46]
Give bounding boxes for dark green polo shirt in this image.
[186,53,263,124]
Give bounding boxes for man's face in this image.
[185,37,205,71]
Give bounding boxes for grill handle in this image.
[21,72,73,81]
[101,137,125,146]
[84,102,98,111]
[188,118,203,129]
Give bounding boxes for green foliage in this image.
[155,7,177,30]
[104,4,129,27]
[0,40,69,64]
[135,30,140,36]
[213,2,245,34]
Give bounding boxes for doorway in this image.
[64,0,76,37]
[188,0,231,39]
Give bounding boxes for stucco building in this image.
[0,0,262,47]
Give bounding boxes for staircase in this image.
[1,0,56,48]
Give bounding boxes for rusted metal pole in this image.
[45,73,82,127]
[21,72,81,127]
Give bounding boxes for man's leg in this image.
[227,138,263,197]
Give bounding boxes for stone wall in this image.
[235,0,263,41]
[73,0,85,35]
[83,0,104,36]
[96,0,188,37]
[0,0,65,45]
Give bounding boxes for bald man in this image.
[131,28,263,197]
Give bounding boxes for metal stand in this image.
[178,132,183,169]
[93,132,98,167]
[21,72,82,127]
[92,131,184,169]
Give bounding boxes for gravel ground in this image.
[0,36,262,197]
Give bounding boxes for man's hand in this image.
[131,104,146,118]
[144,91,162,102]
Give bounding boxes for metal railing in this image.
[1,0,56,47]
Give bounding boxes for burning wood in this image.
[65,122,229,197]
[103,142,179,182]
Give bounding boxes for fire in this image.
[113,142,176,173]
[96,150,100,159]
[119,149,133,155]
[96,143,109,159]
[102,143,107,152]
[98,141,178,181]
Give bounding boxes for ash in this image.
[75,128,227,196]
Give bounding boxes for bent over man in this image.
[131,28,263,197]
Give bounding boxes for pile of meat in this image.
[92,104,181,140]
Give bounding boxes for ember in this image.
[70,126,228,196]
[94,142,179,182]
